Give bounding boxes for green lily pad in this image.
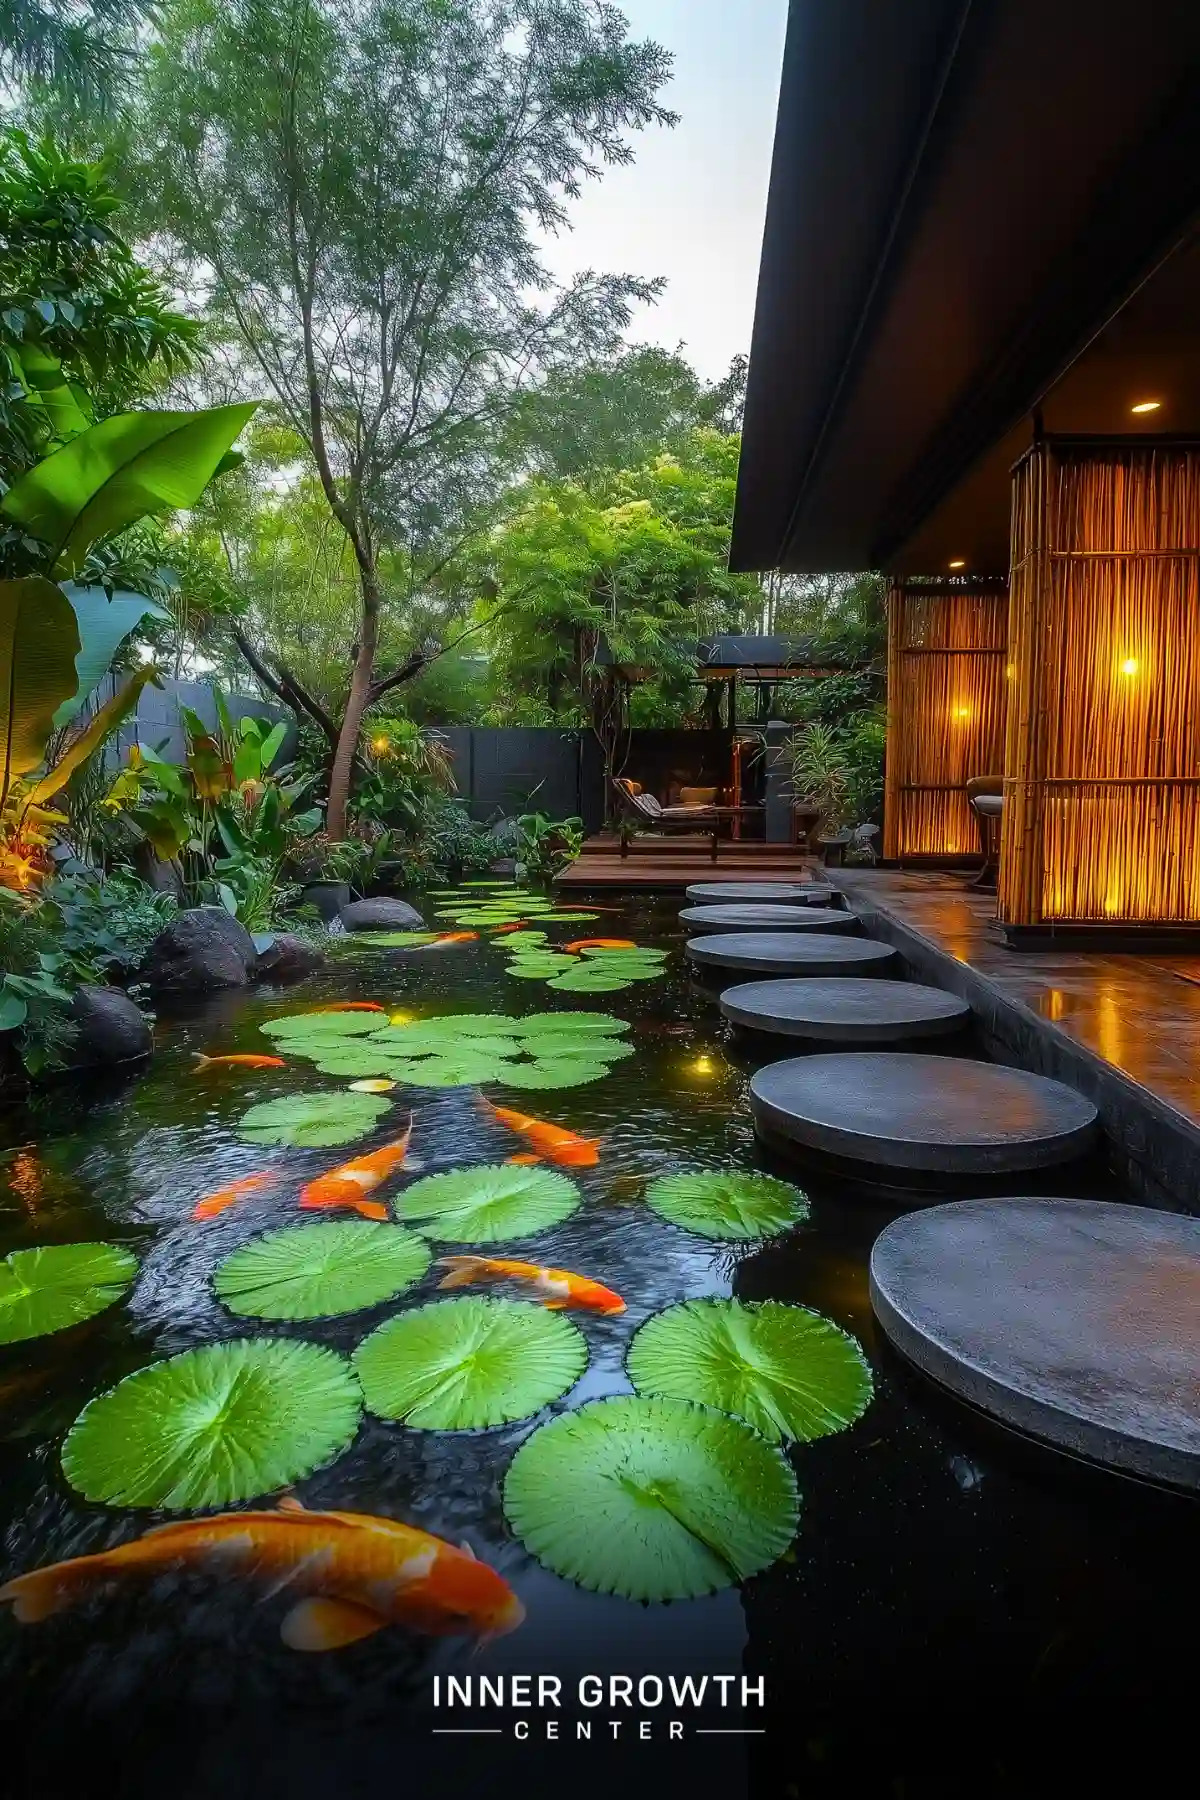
[495,1059,611,1090]
[309,1048,399,1078]
[503,1395,799,1601]
[506,963,565,980]
[645,1171,809,1241]
[517,1031,634,1060]
[262,1012,382,1041]
[393,1163,581,1243]
[0,1243,138,1345]
[353,1297,587,1430]
[520,1012,629,1034]
[388,1054,505,1088]
[238,1091,391,1147]
[496,931,548,947]
[62,1338,362,1510]
[627,1299,872,1445]
[547,971,634,993]
[411,1014,525,1036]
[537,912,600,922]
[214,1221,432,1321]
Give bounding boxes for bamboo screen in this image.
[1001,440,1200,926]
[883,580,1009,859]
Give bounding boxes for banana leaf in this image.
[53,584,171,728]
[0,402,258,575]
[0,576,81,786]
[8,342,92,443]
[31,665,162,803]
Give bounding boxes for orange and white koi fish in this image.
[430,931,478,947]
[486,1101,601,1168]
[438,1255,625,1315]
[489,922,529,935]
[0,1496,523,1652]
[315,1002,387,1014]
[192,1053,286,1073]
[562,938,638,953]
[192,1170,277,1221]
[299,1119,414,1219]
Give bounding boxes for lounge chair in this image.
[611,779,760,862]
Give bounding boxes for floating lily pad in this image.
[393,1164,581,1243]
[496,1059,611,1090]
[214,1221,432,1321]
[503,1395,799,1601]
[309,1048,399,1078]
[627,1299,872,1444]
[62,1338,362,1510]
[645,1171,809,1241]
[518,1034,635,1063]
[348,931,439,947]
[262,1012,382,1041]
[353,1297,586,1429]
[547,970,634,993]
[520,1012,629,1035]
[497,931,548,947]
[415,1014,525,1036]
[506,963,565,980]
[388,1054,506,1088]
[238,1091,391,1147]
[0,1243,138,1345]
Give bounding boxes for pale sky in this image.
[540,0,789,381]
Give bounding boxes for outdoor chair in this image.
[611,779,761,862]
[966,775,1004,889]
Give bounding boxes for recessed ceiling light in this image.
[948,559,966,570]
[1131,400,1162,414]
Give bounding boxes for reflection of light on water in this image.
[1097,989,1124,1067]
[6,1150,43,1215]
[692,1055,715,1077]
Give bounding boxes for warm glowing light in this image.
[691,1055,715,1077]
[389,1011,415,1026]
[1005,662,1016,679]
[1130,400,1162,415]
[948,559,966,570]
[951,705,971,722]
[1119,657,1139,678]
[372,736,390,753]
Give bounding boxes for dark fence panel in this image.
[437,728,584,823]
[96,678,296,768]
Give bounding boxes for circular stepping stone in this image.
[678,904,857,934]
[684,882,835,905]
[750,1052,1097,1173]
[687,932,897,977]
[720,978,970,1044]
[870,1198,1200,1488]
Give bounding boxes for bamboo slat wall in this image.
[883,580,1009,860]
[1000,440,1200,926]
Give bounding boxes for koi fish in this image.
[437,1255,625,1315]
[489,922,529,935]
[299,1120,415,1219]
[315,1002,387,1014]
[192,1053,286,1073]
[562,938,638,953]
[0,1495,523,1652]
[430,932,478,947]
[192,1171,277,1221]
[485,1101,601,1168]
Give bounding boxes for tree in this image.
[137,0,675,836]
[0,0,149,113]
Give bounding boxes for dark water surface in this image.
[0,894,1191,1798]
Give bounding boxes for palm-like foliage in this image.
[0,0,151,113]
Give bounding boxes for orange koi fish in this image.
[490,922,529,935]
[0,1495,523,1652]
[315,1002,387,1014]
[562,938,638,953]
[299,1119,414,1219]
[431,931,478,947]
[438,1255,625,1315]
[486,1101,601,1168]
[193,1171,277,1221]
[192,1053,286,1073]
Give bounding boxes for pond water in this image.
[0,890,1191,1799]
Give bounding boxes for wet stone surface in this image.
[687,932,898,977]
[677,904,858,933]
[719,977,971,1043]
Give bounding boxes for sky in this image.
[539,0,789,382]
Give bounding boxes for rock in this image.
[67,984,152,1067]
[140,907,259,994]
[338,897,425,931]
[254,932,326,981]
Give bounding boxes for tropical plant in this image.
[514,812,584,883]
[139,0,675,836]
[44,868,177,979]
[0,1,151,114]
[0,885,77,1073]
[788,721,854,837]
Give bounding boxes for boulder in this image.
[338,897,425,931]
[254,932,326,982]
[67,984,153,1067]
[140,907,259,994]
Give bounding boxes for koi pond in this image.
[0,885,1190,1798]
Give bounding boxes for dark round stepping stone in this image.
[687,932,898,977]
[870,1198,1200,1488]
[678,904,857,933]
[684,882,835,905]
[750,1052,1097,1173]
[720,977,970,1044]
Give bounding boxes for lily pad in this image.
[627,1299,872,1444]
[547,970,634,993]
[62,1338,362,1510]
[495,1059,610,1090]
[0,1243,138,1345]
[645,1171,809,1241]
[353,1296,586,1429]
[348,931,439,947]
[520,1012,629,1036]
[214,1221,432,1321]
[261,1011,382,1039]
[309,1048,399,1078]
[414,1014,525,1036]
[518,1033,634,1063]
[393,1163,581,1243]
[388,1054,506,1087]
[503,1395,799,1601]
[238,1091,391,1147]
[497,931,548,947]
[537,912,601,923]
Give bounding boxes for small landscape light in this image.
[948,559,966,570]
[1130,400,1161,415]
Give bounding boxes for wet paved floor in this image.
[836,870,1200,1207]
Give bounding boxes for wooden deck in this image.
[558,833,819,891]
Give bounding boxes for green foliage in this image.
[44,868,177,979]
[214,1221,431,1322]
[503,1395,800,1602]
[514,812,583,882]
[788,721,854,835]
[237,1089,391,1148]
[0,1240,137,1343]
[353,1296,587,1430]
[627,1299,873,1446]
[393,1163,582,1244]
[644,1171,809,1242]
[0,885,78,1072]
[61,1337,363,1509]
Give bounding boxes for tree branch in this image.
[230,622,340,747]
